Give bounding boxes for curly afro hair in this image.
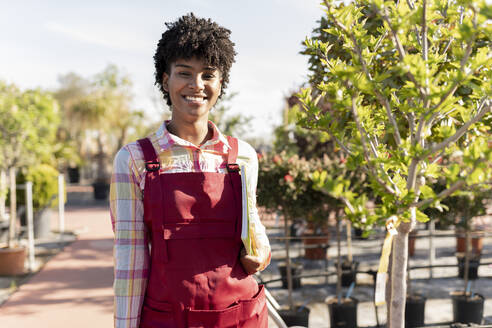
[154,13,236,106]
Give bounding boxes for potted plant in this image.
[405,257,426,328]
[0,167,26,276]
[310,156,370,328]
[258,152,325,326]
[327,217,358,328]
[16,164,62,239]
[0,83,63,275]
[449,189,489,324]
[302,208,331,260]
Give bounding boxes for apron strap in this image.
[137,138,161,172]
[137,138,168,263]
[225,136,242,242]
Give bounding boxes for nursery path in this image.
[0,186,114,328]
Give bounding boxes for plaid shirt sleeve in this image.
[110,146,149,328]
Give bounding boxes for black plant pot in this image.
[457,255,480,280]
[278,263,302,289]
[327,297,358,328]
[405,294,426,328]
[340,261,359,287]
[452,292,484,324]
[93,182,110,200]
[354,228,367,240]
[278,306,310,327]
[67,167,80,183]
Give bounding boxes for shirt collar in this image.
[155,120,231,151]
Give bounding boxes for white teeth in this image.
[185,96,205,101]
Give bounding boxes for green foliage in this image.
[257,152,339,231]
[17,164,61,211]
[0,81,62,170]
[298,0,492,228]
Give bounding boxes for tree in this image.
[0,81,61,247]
[298,0,491,326]
[55,65,146,183]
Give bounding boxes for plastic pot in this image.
[93,182,110,200]
[451,292,484,324]
[67,167,80,183]
[327,297,358,328]
[340,261,358,287]
[457,255,480,280]
[405,294,426,328]
[302,234,329,260]
[20,208,53,239]
[278,306,310,327]
[0,246,26,276]
[278,262,302,289]
[354,228,367,240]
[456,235,483,255]
[408,231,417,257]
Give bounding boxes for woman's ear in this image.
[162,72,169,92]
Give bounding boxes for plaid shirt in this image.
[109,121,271,328]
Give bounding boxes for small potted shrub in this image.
[258,152,326,326]
[17,164,62,239]
[0,168,26,276]
[448,190,490,324]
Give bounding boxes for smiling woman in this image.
[109,13,271,328]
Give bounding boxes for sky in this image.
[0,0,324,141]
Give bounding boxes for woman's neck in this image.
[166,118,212,146]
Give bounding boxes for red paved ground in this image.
[0,205,114,328]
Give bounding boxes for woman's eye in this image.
[178,71,190,77]
[203,73,216,80]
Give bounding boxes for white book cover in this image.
[240,165,252,254]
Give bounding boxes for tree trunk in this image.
[464,228,470,290]
[388,213,414,328]
[389,227,409,327]
[0,170,6,221]
[336,218,342,302]
[346,220,353,263]
[8,167,16,248]
[284,212,294,310]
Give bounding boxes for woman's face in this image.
[163,57,222,123]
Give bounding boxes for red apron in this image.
[137,137,267,328]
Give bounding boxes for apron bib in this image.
[137,137,267,328]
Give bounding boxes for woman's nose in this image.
[189,75,204,90]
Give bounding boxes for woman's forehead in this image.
[172,57,220,71]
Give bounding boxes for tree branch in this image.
[412,180,466,208]
[406,112,416,145]
[415,115,426,147]
[349,91,401,195]
[301,119,354,156]
[422,0,431,109]
[350,91,375,160]
[426,100,491,156]
[377,7,427,100]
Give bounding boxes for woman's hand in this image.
[240,247,261,275]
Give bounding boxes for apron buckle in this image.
[145,161,161,172]
[227,163,240,173]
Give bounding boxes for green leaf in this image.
[415,209,430,223]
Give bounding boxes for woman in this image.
[110,13,271,328]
